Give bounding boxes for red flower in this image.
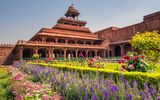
[141,55,145,59]
[90,58,96,62]
[128,64,135,70]
[134,56,139,61]
[123,55,130,60]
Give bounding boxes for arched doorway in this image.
[88,50,95,58]
[71,51,76,58]
[53,49,64,59]
[66,50,71,58]
[38,48,48,58]
[115,46,121,56]
[23,48,34,60]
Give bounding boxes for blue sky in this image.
[0,0,160,43]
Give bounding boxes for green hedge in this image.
[34,63,160,89]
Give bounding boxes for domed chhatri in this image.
[65,4,80,19]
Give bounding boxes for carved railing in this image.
[17,40,106,49]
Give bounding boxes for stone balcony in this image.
[17,40,106,49]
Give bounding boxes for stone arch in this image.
[23,48,35,59]
[72,50,76,58]
[53,49,64,58]
[38,48,48,58]
[66,50,71,58]
[82,51,86,57]
[97,50,104,57]
[88,50,95,58]
[115,45,121,56]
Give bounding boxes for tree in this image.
[129,31,160,67]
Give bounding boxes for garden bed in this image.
[13,61,160,100]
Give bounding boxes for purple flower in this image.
[91,94,98,100]
[148,85,156,96]
[144,83,148,89]
[90,86,93,93]
[105,80,110,87]
[103,89,109,100]
[62,90,65,96]
[132,79,138,88]
[158,96,160,100]
[125,81,129,89]
[120,73,125,83]
[110,85,118,94]
[84,92,88,100]
[126,93,132,100]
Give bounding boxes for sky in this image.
[0,0,160,44]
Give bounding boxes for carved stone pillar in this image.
[120,44,124,56]
[55,38,58,43]
[51,48,54,58]
[48,48,52,58]
[65,39,68,44]
[91,41,94,45]
[75,40,77,44]
[107,49,110,57]
[19,46,23,60]
[85,49,89,58]
[103,50,106,58]
[94,50,98,57]
[63,48,67,60]
[83,41,86,45]
[76,49,78,60]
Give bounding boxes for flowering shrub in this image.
[13,62,160,100]
[45,57,56,63]
[87,58,99,68]
[122,53,149,72]
[32,54,40,60]
[8,66,61,100]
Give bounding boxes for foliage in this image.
[32,54,40,60]
[0,67,13,99]
[121,52,149,72]
[129,31,160,66]
[13,61,160,100]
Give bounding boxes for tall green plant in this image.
[130,31,160,67]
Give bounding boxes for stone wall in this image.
[0,44,15,65]
[95,11,160,44]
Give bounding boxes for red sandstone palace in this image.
[0,4,160,65]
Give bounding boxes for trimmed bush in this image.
[35,62,160,89]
